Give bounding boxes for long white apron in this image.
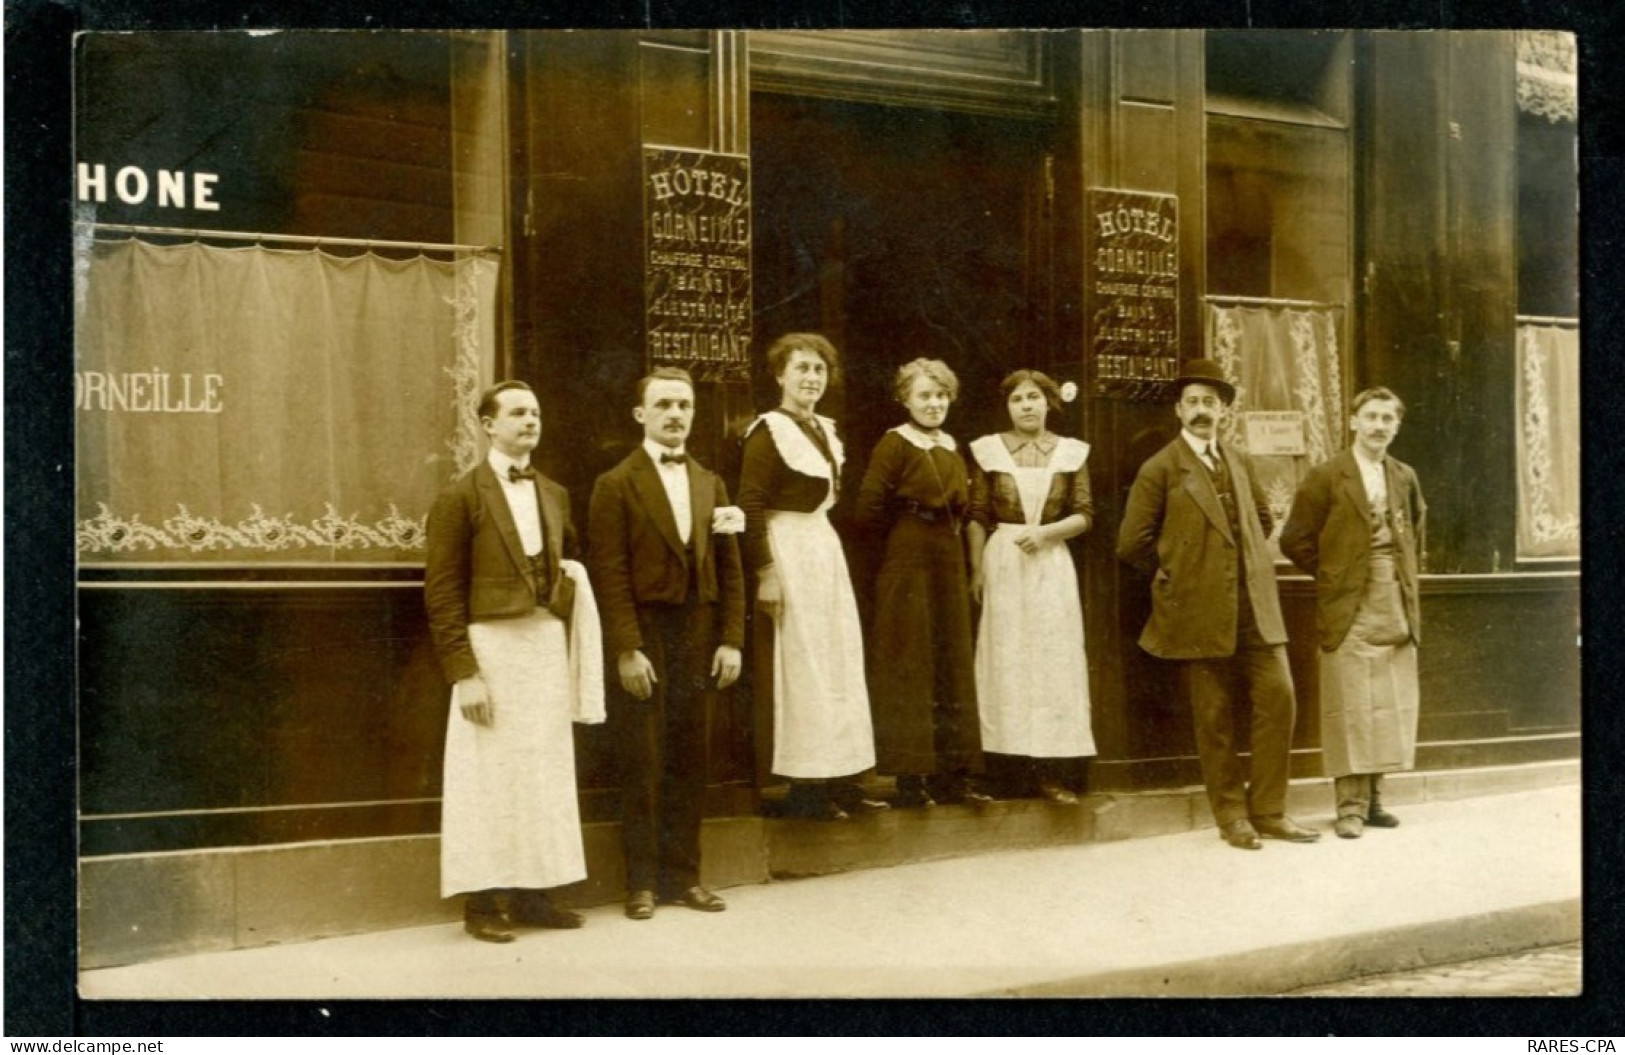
[765,503,876,778]
[974,457,1096,758]
[441,608,587,895]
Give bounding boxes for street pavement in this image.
[78,783,1579,1000]
[1291,943,1582,997]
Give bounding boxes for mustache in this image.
[1190,414,1214,426]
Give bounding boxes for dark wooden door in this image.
[746,92,1060,780]
[750,93,1060,498]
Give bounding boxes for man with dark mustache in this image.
[1281,388,1425,840]
[588,367,745,920]
[1117,360,1320,851]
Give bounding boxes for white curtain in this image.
[1516,30,1577,124]
[1515,323,1581,559]
[75,240,497,563]
[1207,303,1346,544]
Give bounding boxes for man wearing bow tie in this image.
[1281,388,1426,840]
[1117,359,1319,851]
[588,367,745,920]
[425,380,600,943]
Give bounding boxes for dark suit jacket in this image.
[424,461,576,685]
[1116,436,1287,659]
[587,447,746,659]
[1280,449,1426,651]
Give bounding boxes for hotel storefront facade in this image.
[73,29,1579,967]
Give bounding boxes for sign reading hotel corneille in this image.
[1086,188,1179,400]
[643,147,752,383]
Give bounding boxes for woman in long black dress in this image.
[855,358,989,808]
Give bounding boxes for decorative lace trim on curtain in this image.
[445,258,491,478]
[1207,302,1345,534]
[1208,305,1343,460]
[78,502,428,555]
[75,242,497,561]
[1516,324,1581,557]
[1517,30,1577,124]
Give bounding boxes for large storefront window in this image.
[75,241,496,563]
[1203,31,1352,542]
[1514,31,1579,561]
[73,32,505,566]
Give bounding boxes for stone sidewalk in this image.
[1292,942,1582,997]
[78,783,1580,1000]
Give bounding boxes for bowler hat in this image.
[1168,359,1236,403]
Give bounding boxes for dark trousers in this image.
[1181,594,1297,826]
[1335,773,1383,818]
[613,598,717,896]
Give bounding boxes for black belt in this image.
[898,499,952,525]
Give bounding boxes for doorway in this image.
[749,93,1060,479]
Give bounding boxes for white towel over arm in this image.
[561,559,605,725]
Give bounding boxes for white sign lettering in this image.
[77,163,221,211]
[1243,412,1307,456]
[75,370,225,414]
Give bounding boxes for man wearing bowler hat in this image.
[1117,359,1320,850]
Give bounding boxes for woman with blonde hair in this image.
[855,358,988,808]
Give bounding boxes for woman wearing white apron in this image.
[967,370,1097,804]
[737,333,884,821]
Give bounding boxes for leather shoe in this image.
[960,787,996,807]
[1335,815,1364,839]
[666,885,727,913]
[625,889,656,921]
[1253,815,1322,842]
[796,797,850,822]
[893,782,936,809]
[510,895,584,929]
[937,781,994,807]
[1040,781,1080,806]
[1365,806,1400,828]
[1220,818,1262,850]
[464,912,516,944]
[832,782,891,815]
[784,785,850,821]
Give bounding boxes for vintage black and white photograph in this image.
[62,27,1581,1004]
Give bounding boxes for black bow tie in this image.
[659,452,687,466]
[508,465,536,483]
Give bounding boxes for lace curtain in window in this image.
[1206,302,1346,545]
[1515,322,1580,559]
[75,240,496,563]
